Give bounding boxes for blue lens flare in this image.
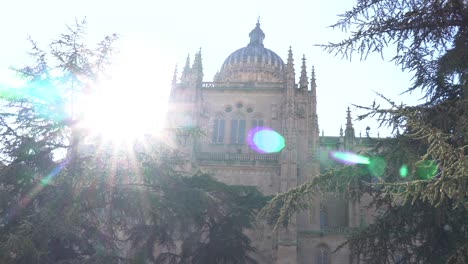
[247,127,285,154]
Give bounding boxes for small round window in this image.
[236,102,243,109]
[225,105,232,112]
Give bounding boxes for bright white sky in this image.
[0,0,423,138]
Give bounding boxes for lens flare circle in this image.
[247,127,285,154]
[399,164,408,178]
[416,160,438,179]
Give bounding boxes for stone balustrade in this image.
[299,226,354,235]
[201,82,284,90]
[196,152,279,162]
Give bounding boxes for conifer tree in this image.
[0,20,266,264]
[261,1,467,263]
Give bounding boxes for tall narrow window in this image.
[212,118,225,143]
[320,204,328,231]
[316,246,330,264]
[230,119,246,144]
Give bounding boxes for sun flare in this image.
[81,38,170,143]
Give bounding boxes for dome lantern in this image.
[215,21,285,83]
[248,21,265,47]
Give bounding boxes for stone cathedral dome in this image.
[214,21,285,83]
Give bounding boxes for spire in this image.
[285,46,296,94]
[172,64,178,86]
[340,125,343,137]
[181,54,191,81]
[192,48,204,83]
[299,54,308,92]
[311,66,317,97]
[286,46,295,77]
[248,19,265,47]
[346,106,353,128]
[184,54,190,71]
[345,107,355,138]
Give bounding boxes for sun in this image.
[81,38,170,143]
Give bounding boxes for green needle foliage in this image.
[261,1,467,263]
[0,20,267,264]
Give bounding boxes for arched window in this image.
[316,245,330,264]
[212,116,225,144]
[230,118,246,144]
[319,204,328,231]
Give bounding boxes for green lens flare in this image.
[399,164,408,178]
[368,156,386,177]
[330,151,370,165]
[416,160,438,180]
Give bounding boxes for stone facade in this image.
[167,21,375,264]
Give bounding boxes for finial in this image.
[378,131,380,138]
[340,125,343,137]
[321,129,324,137]
[359,131,362,137]
[257,16,260,25]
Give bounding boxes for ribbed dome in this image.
[214,22,285,83]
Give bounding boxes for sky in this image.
[0,0,423,137]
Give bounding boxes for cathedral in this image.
[167,21,375,264]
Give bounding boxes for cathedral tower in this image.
[168,21,357,264]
